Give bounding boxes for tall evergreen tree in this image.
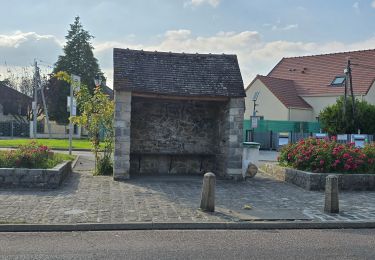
[47,16,103,124]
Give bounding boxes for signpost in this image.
[68,75,80,155]
[251,116,258,129]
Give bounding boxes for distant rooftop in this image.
[267,48,375,96]
[113,48,246,98]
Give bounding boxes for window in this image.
[331,76,346,86]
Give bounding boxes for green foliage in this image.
[47,16,104,124]
[0,138,101,150]
[68,78,114,176]
[0,142,74,169]
[319,96,375,135]
[96,156,113,176]
[278,138,375,173]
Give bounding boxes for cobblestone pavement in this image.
[0,156,375,224]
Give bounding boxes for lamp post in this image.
[94,76,102,88]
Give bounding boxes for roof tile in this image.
[113,48,245,97]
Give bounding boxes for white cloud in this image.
[353,2,360,13]
[272,23,299,31]
[184,0,220,8]
[0,31,61,48]
[372,1,375,8]
[2,29,375,89]
[94,30,375,88]
[0,31,62,68]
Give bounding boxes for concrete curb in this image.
[0,221,374,232]
[71,155,80,169]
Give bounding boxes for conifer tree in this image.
[47,16,103,124]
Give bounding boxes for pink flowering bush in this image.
[278,137,375,173]
[0,141,74,169]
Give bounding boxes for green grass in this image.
[0,138,94,150]
[43,153,76,169]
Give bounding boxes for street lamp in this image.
[94,76,102,87]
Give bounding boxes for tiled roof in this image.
[255,75,312,109]
[113,48,245,97]
[0,83,32,102]
[268,49,375,96]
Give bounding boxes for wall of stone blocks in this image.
[113,90,132,180]
[217,98,245,179]
[114,93,245,179]
[129,97,221,175]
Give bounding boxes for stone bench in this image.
[130,152,216,175]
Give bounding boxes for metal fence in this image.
[245,130,375,150]
[0,121,47,138]
[0,121,30,137]
[243,119,374,150]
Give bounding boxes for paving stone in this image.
[0,155,375,224]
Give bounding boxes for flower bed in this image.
[0,142,74,189]
[278,138,375,174]
[0,141,74,169]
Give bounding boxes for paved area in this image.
[0,155,375,224]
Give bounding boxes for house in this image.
[0,82,31,123]
[245,49,375,122]
[113,48,246,180]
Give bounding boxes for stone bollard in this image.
[324,175,339,213]
[200,172,216,212]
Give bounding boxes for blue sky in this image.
[1,0,375,87]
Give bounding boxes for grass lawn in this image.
[0,138,94,150]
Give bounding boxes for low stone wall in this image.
[0,161,72,189]
[261,163,375,191]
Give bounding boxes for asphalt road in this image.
[0,229,374,259]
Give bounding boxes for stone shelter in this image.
[113,48,246,180]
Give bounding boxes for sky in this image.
[1,0,375,88]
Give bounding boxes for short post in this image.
[324,175,339,213]
[200,172,216,212]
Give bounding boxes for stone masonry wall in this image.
[217,98,245,179]
[0,161,71,189]
[114,91,132,180]
[130,97,221,175]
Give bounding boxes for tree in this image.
[319,96,375,135]
[56,72,114,175]
[47,16,104,124]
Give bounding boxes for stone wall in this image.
[114,91,245,179]
[217,98,245,180]
[114,91,132,180]
[261,163,375,191]
[0,161,71,189]
[130,97,221,175]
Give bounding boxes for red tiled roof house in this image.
[245,49,375,121]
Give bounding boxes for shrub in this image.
[278,137,375,173]
[96,156,113,176]
[0,141,74,169]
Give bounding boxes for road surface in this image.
[0,229,374,259]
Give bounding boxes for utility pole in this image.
[33,60,52,138]
[32,61,38,138]
[344,58,356,128]
[69,75,80,155]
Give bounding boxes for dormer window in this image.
[331,76,346,86]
